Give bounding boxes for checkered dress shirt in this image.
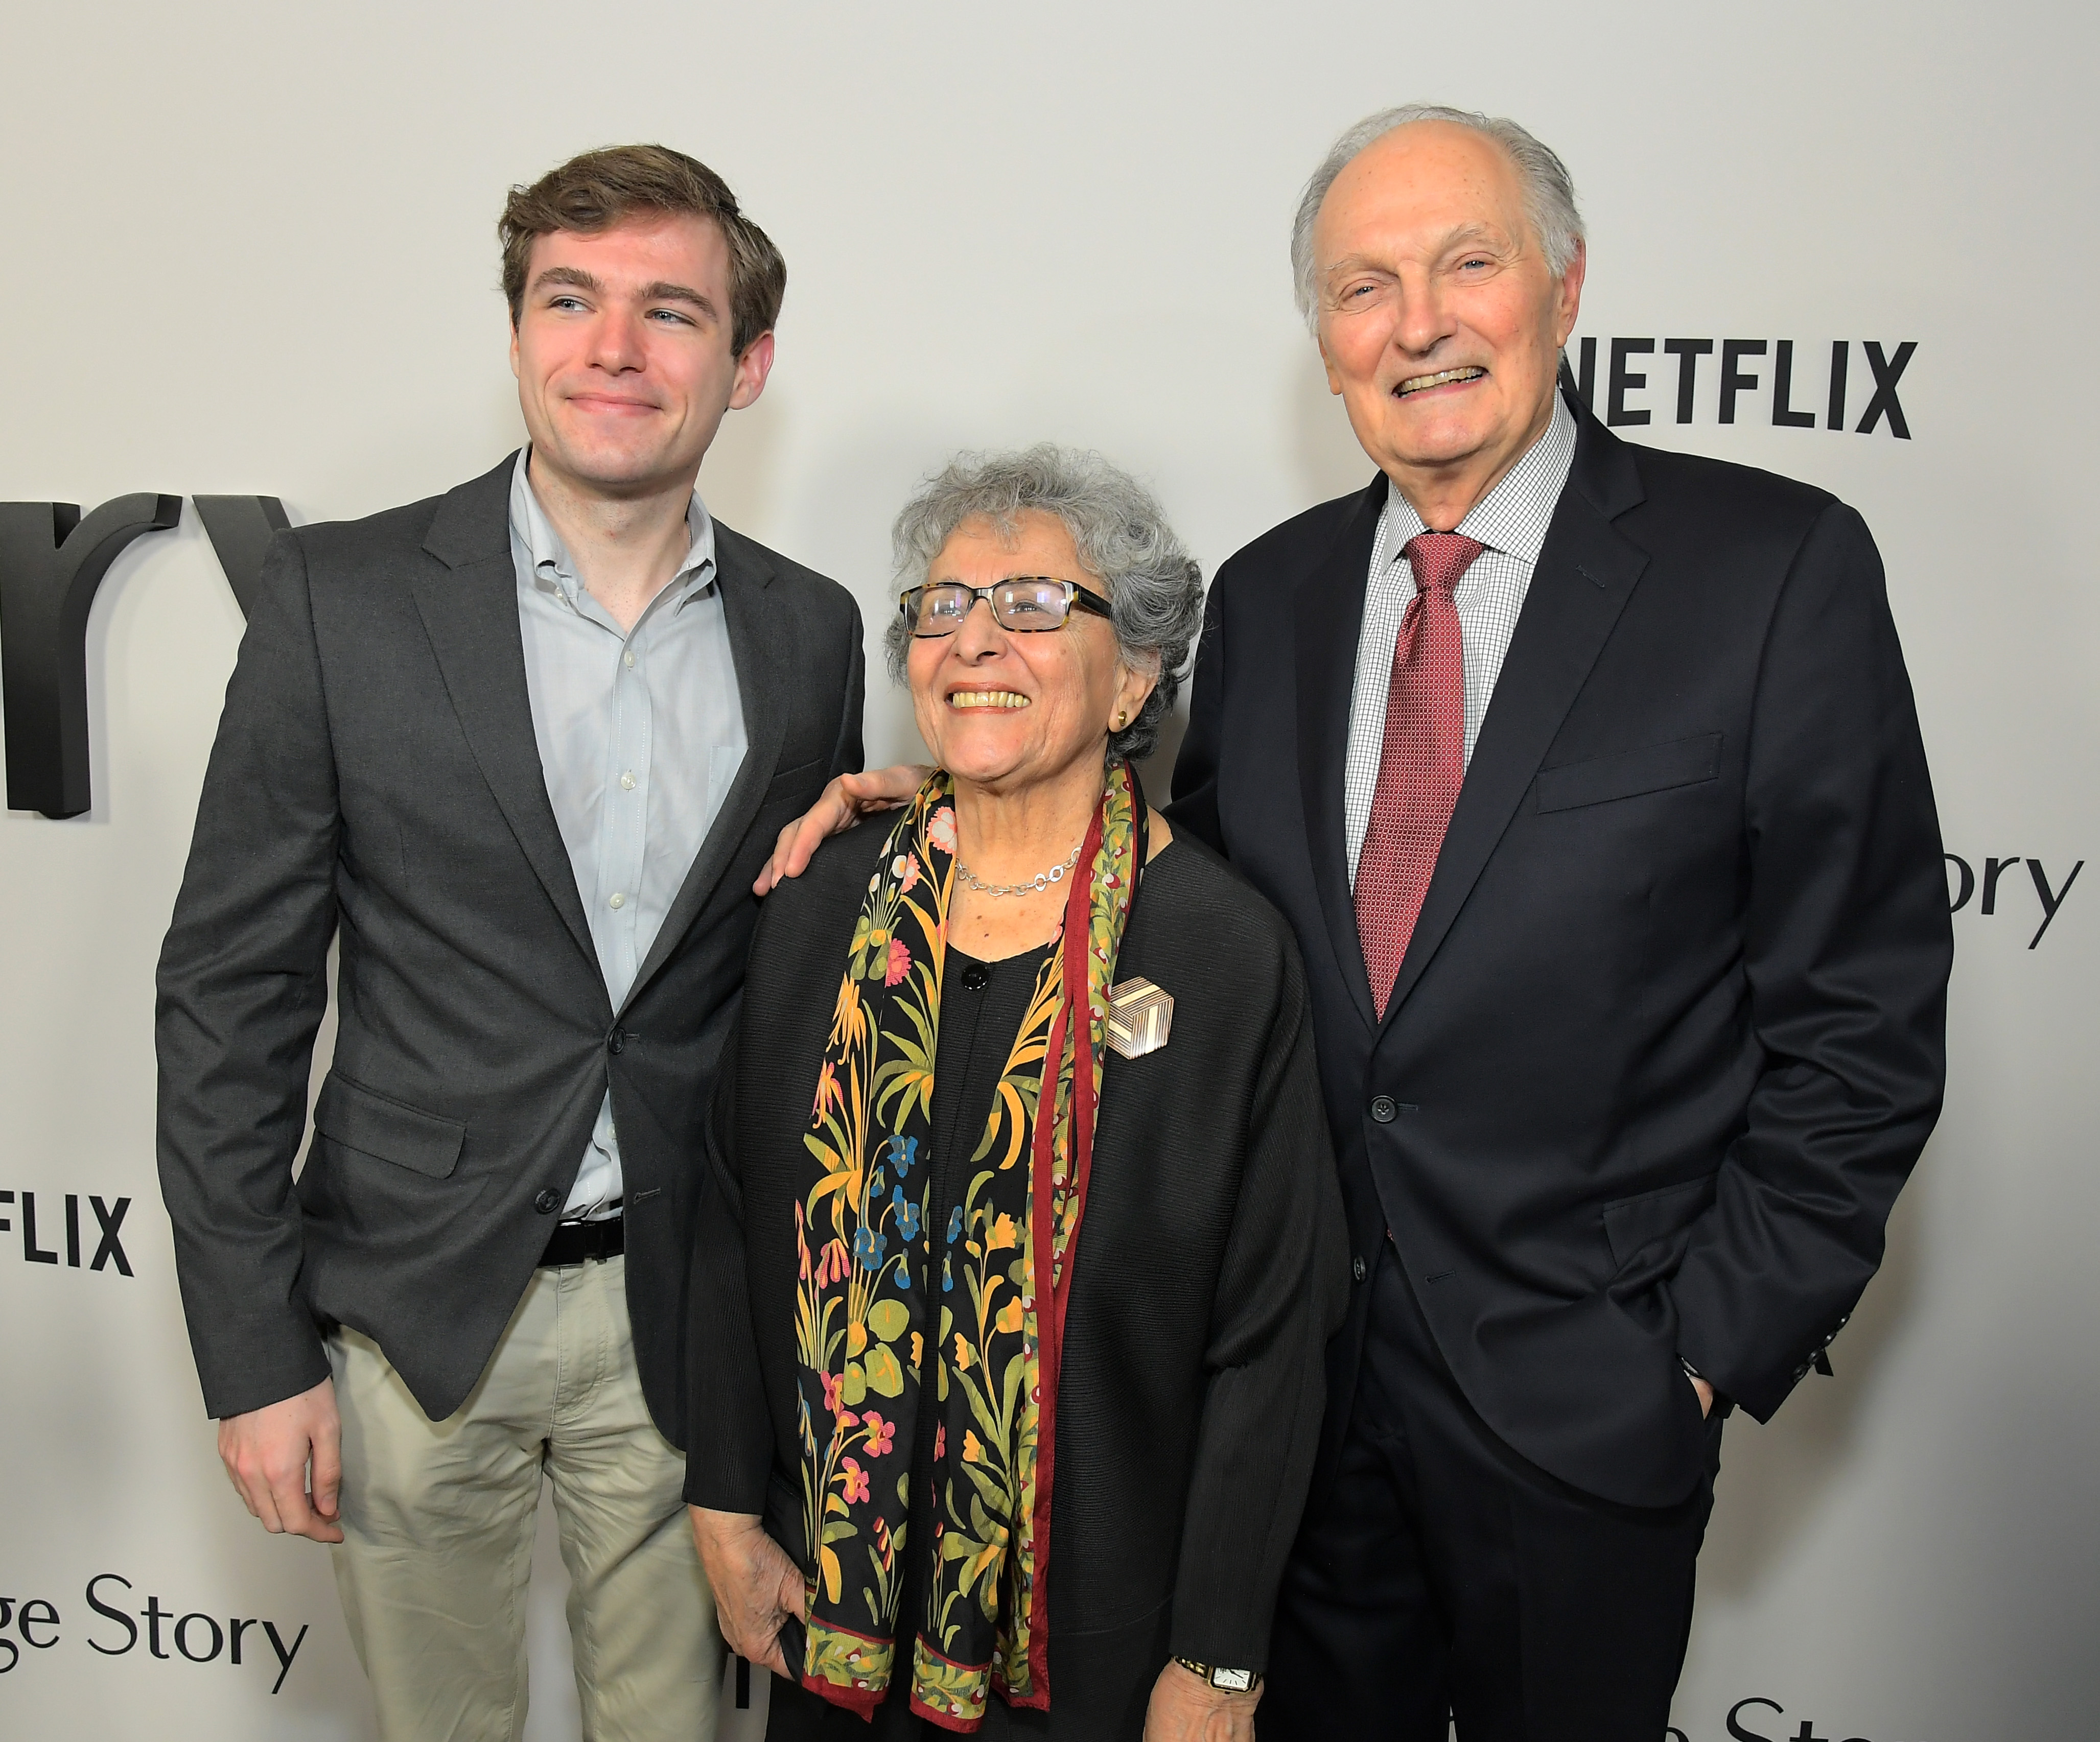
[1344,394,1578,884]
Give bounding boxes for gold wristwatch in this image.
[1175,1656,1259,1693]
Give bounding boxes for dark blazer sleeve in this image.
[829,604,867,782]
[1168,941,1349,1670]
[154,530,340,1419]
[1166,574,1228,853]
[1669,502,1951,1419]
[684,1029,776,1514]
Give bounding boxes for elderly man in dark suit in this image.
[156,145,862,1740]
[1168,107,1952,1738]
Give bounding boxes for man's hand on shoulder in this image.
[217,1376,344,1543]
[753,765,930,894]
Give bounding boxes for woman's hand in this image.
[1142,1661,1262,1741]
[688,1506,806,1676]
[754,765,931,894]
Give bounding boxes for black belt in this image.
[539,1215,624,1267]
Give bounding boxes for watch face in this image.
[1212,1667,1254,1692]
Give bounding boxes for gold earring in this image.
[1114,711,1128,731]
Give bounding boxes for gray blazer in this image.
[155,453,865,1440]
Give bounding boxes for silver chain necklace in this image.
[955,837,1084,898]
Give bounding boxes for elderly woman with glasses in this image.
[684,446,1346,1742]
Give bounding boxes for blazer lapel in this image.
[1379,408,1649,1027]
[1296,478,1388,1032]
[620,523,789,1013]
[411,455,600,975]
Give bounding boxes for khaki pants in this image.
[328,1254,719,1741]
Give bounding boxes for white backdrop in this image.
[3,3,2095,1737]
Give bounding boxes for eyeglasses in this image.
[899,577,1115,639]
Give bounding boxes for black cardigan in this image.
[684,818,1349,1675]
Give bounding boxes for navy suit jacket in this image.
[1170,393,1951,1506]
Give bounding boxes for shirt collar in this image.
[1379,389,1577,569]
[508,446,718,613]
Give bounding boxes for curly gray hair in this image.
[883,444,1204,764]
[1290,104,1584,333]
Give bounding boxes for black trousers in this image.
[1264,1246,1721,1741]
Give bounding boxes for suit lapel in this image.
[1379,408,1649,1027]
[411,455,600,975]
[1296,478,1388,1032]
[620,522,788,1013]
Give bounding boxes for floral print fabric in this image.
[792,767,1138,1730]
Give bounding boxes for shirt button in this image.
[1370,1096,1397,1123]
[961,963,990,992]
[533,1188,562,1215]
[620,771,636,790]
[623,650,636,668]
[609,892,626,909]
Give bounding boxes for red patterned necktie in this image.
[1356,531,1485,1018]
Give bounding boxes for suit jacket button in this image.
[1352,1256,1368,1283]
[533,1188,562,1215]
[608,1028,627,1055]
[1369,1096,1397,1123]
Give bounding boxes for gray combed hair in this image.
[884,444,1204,765]
[1290,104,1584,332]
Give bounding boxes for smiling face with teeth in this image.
[1311,120,1584,529]
[907,511,1156,803]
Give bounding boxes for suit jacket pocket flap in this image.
[1536,733,1722,814]
[1602,1175,1716,1268]
[761,755,827,802]
[313,1073,465,1179]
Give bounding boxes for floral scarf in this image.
[792,764,1138,1729]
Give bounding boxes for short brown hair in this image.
[499,145,786,355]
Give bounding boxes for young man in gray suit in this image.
[155,145,864,1740]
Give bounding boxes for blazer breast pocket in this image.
[761,755,829,807]
[312,1071,465,1180]
[1535,733,1723,815]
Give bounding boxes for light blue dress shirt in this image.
[508,451,746,1220]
